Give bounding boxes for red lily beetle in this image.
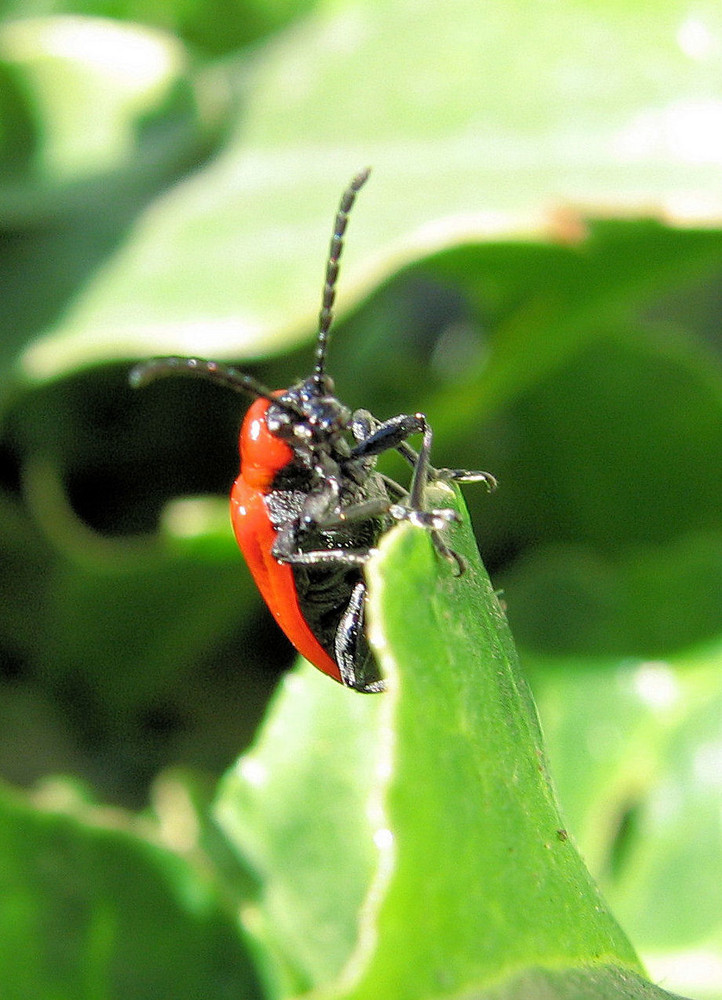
[131,169,496,691]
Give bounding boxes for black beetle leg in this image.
[432,466,498,490]
[428,530,466,576]
[272,529,370,567]
[351,409,496,492]
[349,412,426,464]
[395,439,497,492]
[302,495,396,531]
[348,410,455,512]
[336,581,385,692]
[349,410,473,569]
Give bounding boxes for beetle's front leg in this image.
[351,409,496,492]
[348,410,476,574]
[350,411,456,521]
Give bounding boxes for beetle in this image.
[131,169,496,692]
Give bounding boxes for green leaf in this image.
[425,223,722,432]
[19,0,722,379]
[213,488,683,1000]
[0,16,219,393]
[0,17,212,207]
[475,965,690,999]
[0,0,316,57]
[529,645,722,1000]
[501,532,722,658]
[0,55,37,175]
[215,669,384,997]
[0,780,261,1000]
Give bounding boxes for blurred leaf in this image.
[15,458,248,688]
[215,667,384,997]
[427,222,722,428]
[501,326,722,550]
[0,0,316,56]
[487,317,722,661]
[19,0,722,378]
[481,966,690,999]
[528,645,722,1000]
[501,532,722,658]
[0,16,222,394]
[0,56,37,174]
[214,489,665,1000]
[0,461,267,794]
[0,16,216,213]
[0,780,261,1000]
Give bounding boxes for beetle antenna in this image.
[130,356,300,414]
[314,167,371,391]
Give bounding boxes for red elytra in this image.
[230,396,342,682]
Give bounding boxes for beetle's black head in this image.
[267,375,351,449]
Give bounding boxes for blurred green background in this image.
[1,0,722,997]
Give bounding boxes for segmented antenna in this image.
[129,356,296,410]
[314,167,371,390]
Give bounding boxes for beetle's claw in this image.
[432,467,497,491]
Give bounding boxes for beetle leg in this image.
[336,581,385,692]
[378,473,407,499]
[425,530,466,576]
[348,411,447,519]
[429,465,497,489]
[348,411,481,571]
[387,433,497,492]
[363,414,459,527]
[350,409,496,491]
[349,408,377,444]
[308,495,396,530]
[349,412,426,462]
[272,526,371,567]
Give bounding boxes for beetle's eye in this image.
[294,423,313,442]
[265,405,292,435]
